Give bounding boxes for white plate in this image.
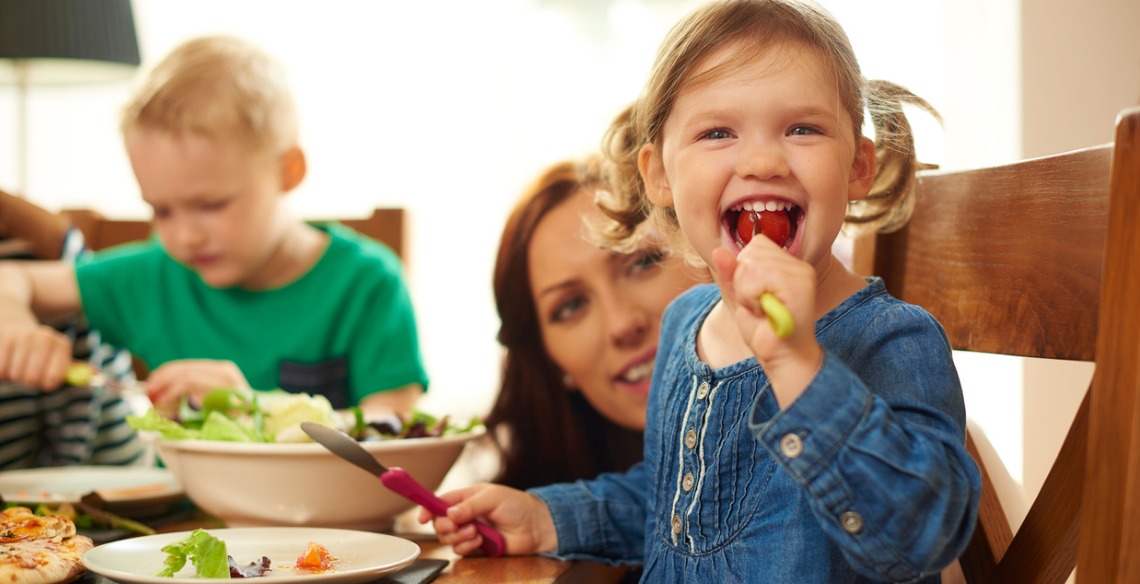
[83,527,420,584]
[0,466,182,506]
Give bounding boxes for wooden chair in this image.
[60,207,406,259]
[852,106,1140,583]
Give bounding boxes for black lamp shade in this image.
[0,0,141,85]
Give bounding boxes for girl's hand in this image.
[146,359,252,418]
[417,483,557,557]
[0,323,73,391]
[711,239,823,406]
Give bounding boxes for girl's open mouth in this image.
[725,201,801,250]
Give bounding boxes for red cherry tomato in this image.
[737,210,791,247]
[737,211,758,245]
[757,210,791,248]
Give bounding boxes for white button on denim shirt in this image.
[531,281,981,583]
[780,433,803,458]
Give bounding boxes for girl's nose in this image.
[736,138,790,180]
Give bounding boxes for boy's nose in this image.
[168,219,207,249]
[736,139,790,180]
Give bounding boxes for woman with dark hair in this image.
[485,156,705,489]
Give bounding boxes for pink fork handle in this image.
[380,467,506,557]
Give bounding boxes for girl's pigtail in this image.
[594,103,656,253]
[846,79,942,234]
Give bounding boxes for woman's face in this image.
[528,188,703,430]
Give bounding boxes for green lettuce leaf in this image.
[156,528,229,578]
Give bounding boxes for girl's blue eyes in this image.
[699,125,821,140]
[701,128,732,140]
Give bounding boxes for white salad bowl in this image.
[152,427,483,532]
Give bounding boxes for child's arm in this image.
[358,383,421,420]
[0,190,71,260]
[751,309,981,578]
[417,483,558,556]
[0,261,83,389]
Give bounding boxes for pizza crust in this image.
[0,507,93,584]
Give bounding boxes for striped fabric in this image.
[0,383,145,469]
[0,228,146,469]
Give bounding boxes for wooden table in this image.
[82,509,635,584]
[405,533,633,583]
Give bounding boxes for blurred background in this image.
[1,0,1138,541]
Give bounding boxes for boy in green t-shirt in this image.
[0,36,427,420]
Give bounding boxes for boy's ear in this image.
[638,144,674,208]
[280,146,307,192]
[847,137,876,202]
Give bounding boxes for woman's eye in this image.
[550,295,588,324]
[700,128,732,140]
[627,249,666,276]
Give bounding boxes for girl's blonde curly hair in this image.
[594,0,939,263]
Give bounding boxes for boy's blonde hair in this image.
[597,0,938,260]
[121,35,298,158]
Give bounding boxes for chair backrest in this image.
[60,207,406,259]
[852,106,1140,583]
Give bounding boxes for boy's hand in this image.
[0,323,73,390]
[146,359,251,418]
[417,483,557,557]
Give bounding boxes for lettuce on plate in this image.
[157,528,229,578]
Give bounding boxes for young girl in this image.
[423,1,981,581]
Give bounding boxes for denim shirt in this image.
[531,279,981,583]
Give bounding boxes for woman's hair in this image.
[120,35,299,158]
[597,0,939,259]
[486,157,643,490]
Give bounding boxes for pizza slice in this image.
[0,506,94,584]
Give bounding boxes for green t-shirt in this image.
[76,223,428,407]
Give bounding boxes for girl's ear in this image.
[638,144,674,207]
[280,146,307,192]
[847,137,876,202]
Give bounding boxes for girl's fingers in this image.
[710,247,739,297]
[452,533,484,557]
